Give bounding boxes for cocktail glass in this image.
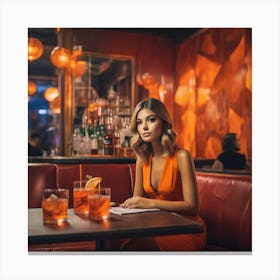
[42,188,69,224]
[73,180,89,215]
[88,187,111,221]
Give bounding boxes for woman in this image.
[119,98,206,251]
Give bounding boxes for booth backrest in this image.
[28,163,57,208]
[195,171,252,251]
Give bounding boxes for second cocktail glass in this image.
[73,180,89,215]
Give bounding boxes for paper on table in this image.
[110,207,160,215]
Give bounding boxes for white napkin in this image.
[110,207,160,215]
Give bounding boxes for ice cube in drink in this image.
[73,188,89,215]
[88,188,110,221]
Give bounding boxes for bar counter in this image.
[28,156,214,168]
[28,156,137,164]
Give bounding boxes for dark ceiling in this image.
[29,27,203,45]
[103,28,203,43]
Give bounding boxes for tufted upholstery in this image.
[28,163,252,251]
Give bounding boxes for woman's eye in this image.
[148,117,156,122]
[136,120,142,126]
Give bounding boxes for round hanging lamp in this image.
[28,80,37,96]
[28,37,44,62]
[71,60,87,77]
[49,95,61,114]
[44,87,59,102]
[50,46,71,68]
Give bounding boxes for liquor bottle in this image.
[80,109,90,154]
[98,116,106,138]
[114,126,122,157]
[90,132,98,155]
[80,127,90,155]
[72,126,81,155]
[103,124,114,155]
[97,131,104,155]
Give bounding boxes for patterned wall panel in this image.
[174,28,252,161]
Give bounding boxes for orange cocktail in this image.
[88,188,111,221]
[73,180,89,215]
[42,189,69,224]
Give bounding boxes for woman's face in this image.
[136,108,163,143]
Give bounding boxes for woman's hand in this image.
[120,196,152,209]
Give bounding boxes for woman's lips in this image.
[142,132,151,137]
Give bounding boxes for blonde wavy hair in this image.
[129,98,177,163]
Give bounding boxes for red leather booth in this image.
[28,163,251,251]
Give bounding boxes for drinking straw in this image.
[79,164,82,187]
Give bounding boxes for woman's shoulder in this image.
[175,148,195,171]
[176,148,193,161]
[136,156,144,164]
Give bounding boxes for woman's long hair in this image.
[129,98,177,162]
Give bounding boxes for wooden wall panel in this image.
[72,28,174,115]
[174,28,252,161]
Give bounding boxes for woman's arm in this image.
[133,157,144,196]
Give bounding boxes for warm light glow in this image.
[138,73,160,100]
[28,37,44,62]
[70,60,87,77]
[72,45,83,58]
[28,80,37,96]
[50,46,71,68]
[49,95,61,114]
[44,87,59,102]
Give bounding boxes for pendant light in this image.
[28,80,37,96]
[70,60,87,77]
[50,28,85,77]
[49,95,61,114]
[50,46,71,68]
[44,87,59,102]
[28,37,44,62]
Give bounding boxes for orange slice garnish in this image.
[85,177,102,189]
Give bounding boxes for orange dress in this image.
[121,151,207,251]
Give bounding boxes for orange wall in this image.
[174,28,252,160]
[72,28,252,160]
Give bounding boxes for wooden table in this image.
[28,208,203,251]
